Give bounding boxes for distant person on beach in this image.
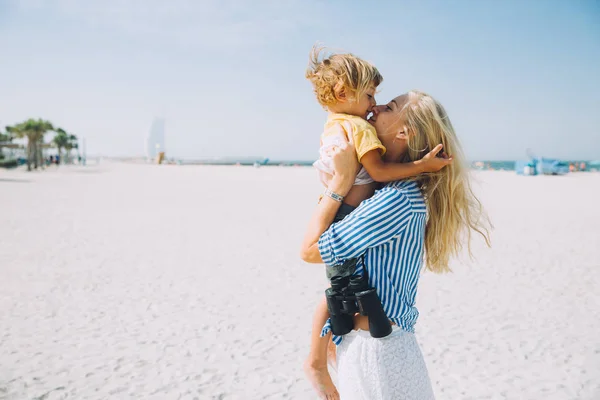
[302,45,452,399]
[301,90,491,399]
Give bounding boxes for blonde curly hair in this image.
[305,45,383,109]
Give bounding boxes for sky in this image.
[1,0,599,161]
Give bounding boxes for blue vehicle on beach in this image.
[536,158,570,175]
[515,156,569,175]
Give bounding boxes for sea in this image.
[176,158,597,172]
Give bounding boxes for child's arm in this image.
[360,144,451,182]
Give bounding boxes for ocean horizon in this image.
[148,158,598,171]
[97,155,599,171]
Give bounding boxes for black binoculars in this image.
[325,274,392,338]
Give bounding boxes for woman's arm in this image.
[318,188,413,265]
[300,137,358,263]
[301,160,416,265]
[300,179,352,263]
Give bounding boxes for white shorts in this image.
[335,326,435,400]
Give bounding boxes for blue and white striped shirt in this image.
[318,180,427,345]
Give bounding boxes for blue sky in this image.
[1,0,598,160]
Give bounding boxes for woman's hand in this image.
[328,124,359,196]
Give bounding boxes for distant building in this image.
[145,118,166,159]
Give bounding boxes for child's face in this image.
[347,84,377,120]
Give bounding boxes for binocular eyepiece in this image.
[325,275,392,338]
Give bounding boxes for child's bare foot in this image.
[303,359,340,400]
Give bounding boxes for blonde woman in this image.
[303,46,451,400]
[301,91,491,399]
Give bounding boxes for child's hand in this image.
[419,144,453,173]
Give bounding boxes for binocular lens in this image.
[325,277,392,339]
[356,289,392,338]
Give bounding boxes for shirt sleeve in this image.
[318,187,413,266]
[353,124,386,162]
[320,318,344,346]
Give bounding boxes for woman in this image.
[301,90,491,399]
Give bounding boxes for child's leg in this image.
[327,335,337,370]
[304,297,340,400]
[307,297,331,366]
[341,182,377,208]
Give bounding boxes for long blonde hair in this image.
[400,90,491,273]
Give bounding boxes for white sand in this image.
[1,162,599,400]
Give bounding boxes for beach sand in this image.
[1,162,599,399]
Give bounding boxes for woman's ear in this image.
[395,126,409,141]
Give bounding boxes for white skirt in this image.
[335,326,435,400]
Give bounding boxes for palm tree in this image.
[4,126,16,142]
[5,124,26,166]
[9,119,54,171]
[53,128,69,164]
[63,134,78,164]
[0,128,12,161]
[0,128,12,143]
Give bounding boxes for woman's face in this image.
[368,94,409,158]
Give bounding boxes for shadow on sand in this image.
[0,178,31,183]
